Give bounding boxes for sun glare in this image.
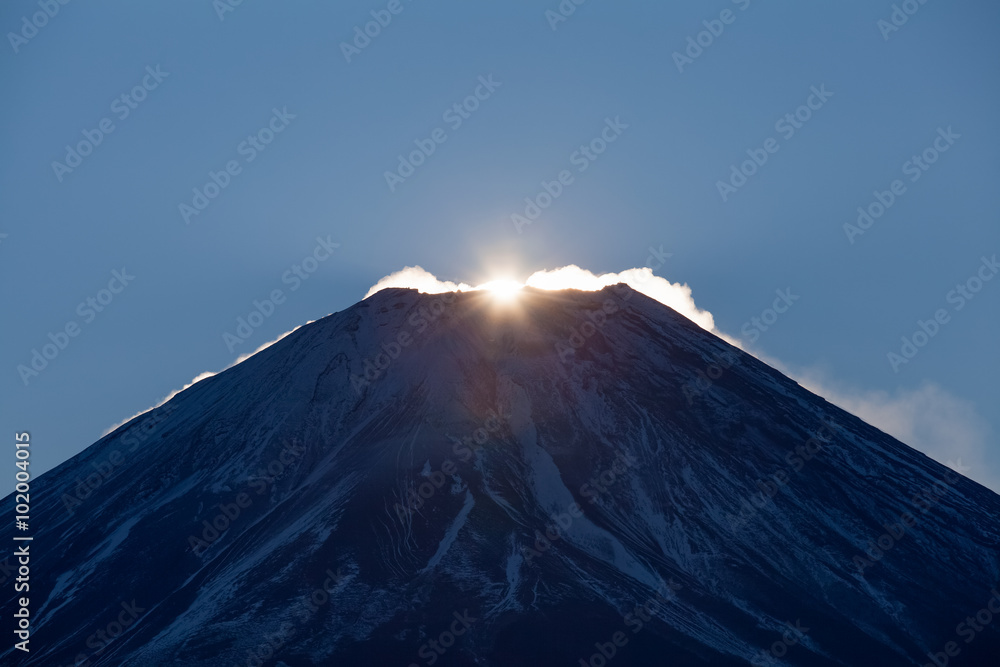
[479,279,523,301]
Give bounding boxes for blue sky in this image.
[2,0,998,495]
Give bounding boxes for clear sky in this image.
[2,0,998,495]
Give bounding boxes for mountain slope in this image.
[3,285,999,666]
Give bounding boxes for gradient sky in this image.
[2,0,998,496]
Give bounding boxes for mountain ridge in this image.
[3,284,998,666]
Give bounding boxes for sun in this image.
[479,279,523,302]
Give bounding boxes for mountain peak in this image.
[3,286,998,665]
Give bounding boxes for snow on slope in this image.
[1,285,998,666]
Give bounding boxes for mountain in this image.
[3,284,999,666]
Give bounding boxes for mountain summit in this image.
[4,285,999,666]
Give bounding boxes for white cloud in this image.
[101,371,216,435]
[524,265,718,333]
[103,264,997,495]
[363,264,718,333]
[792,372,997,492]
[363,264,997,492]
[364,266,473,298]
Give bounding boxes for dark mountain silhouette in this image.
[3,285,998,666]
